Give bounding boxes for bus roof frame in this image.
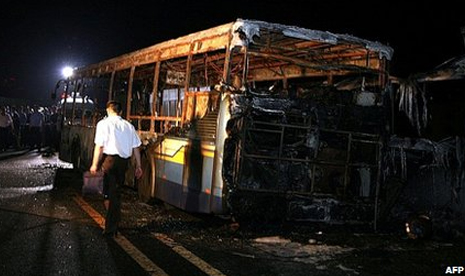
[72,18,393,79]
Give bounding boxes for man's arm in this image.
[133,146,143,179]
[90,145,104,174]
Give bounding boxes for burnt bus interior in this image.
[64,20,394,225]
[217,23,391,224]
[381,57,465,237]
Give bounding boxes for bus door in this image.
[181,90,219,213]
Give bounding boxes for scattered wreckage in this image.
[386,54,465,238]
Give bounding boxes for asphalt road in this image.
[0,152,316,276]
[0,151,463,276]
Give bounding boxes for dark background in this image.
[1,1,464,101]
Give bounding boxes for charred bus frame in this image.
[56,19,393,225]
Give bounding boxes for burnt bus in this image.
[56,19,393,225]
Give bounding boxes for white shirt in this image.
[94,115,141,158]
[0,113,12,128]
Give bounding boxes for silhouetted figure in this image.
[90,101,143,237]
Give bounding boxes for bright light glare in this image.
[62,66,74,78]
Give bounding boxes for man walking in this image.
[90,101,143,237]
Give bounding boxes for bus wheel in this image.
[71,141,81,171]
[137,150,154,203]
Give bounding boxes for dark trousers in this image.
[0,127,9,150]
[101,154,129,233]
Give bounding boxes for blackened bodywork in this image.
[220,20,393,225]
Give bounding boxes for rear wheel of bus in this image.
[71,139,81,171]
[137,148,155,203]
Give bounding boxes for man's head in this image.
[106,101,122,115]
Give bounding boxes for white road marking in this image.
[73,195,169,276]
[153,233,228,276]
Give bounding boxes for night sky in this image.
[1,1,464,101]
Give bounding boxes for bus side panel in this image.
[154,158,184,208]
[59,126,72,163]
[202,145,224,214]
[201,155,214,208]
[80,127,96,169]
[180,147,214,213]
[153,138,186,209]
[209,93,230,214]
[209,173,224,214]
[59,125,95,169]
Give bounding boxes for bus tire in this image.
[71,140,82,171]
[137,150,154,203]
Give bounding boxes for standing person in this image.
[29,106,44,151]
[17,106,28,148]
[90,101,143,237]
[0,107,13,152]
[17,106,27,148]
[48,105,59,152]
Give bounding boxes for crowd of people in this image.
[0,104,60,154]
